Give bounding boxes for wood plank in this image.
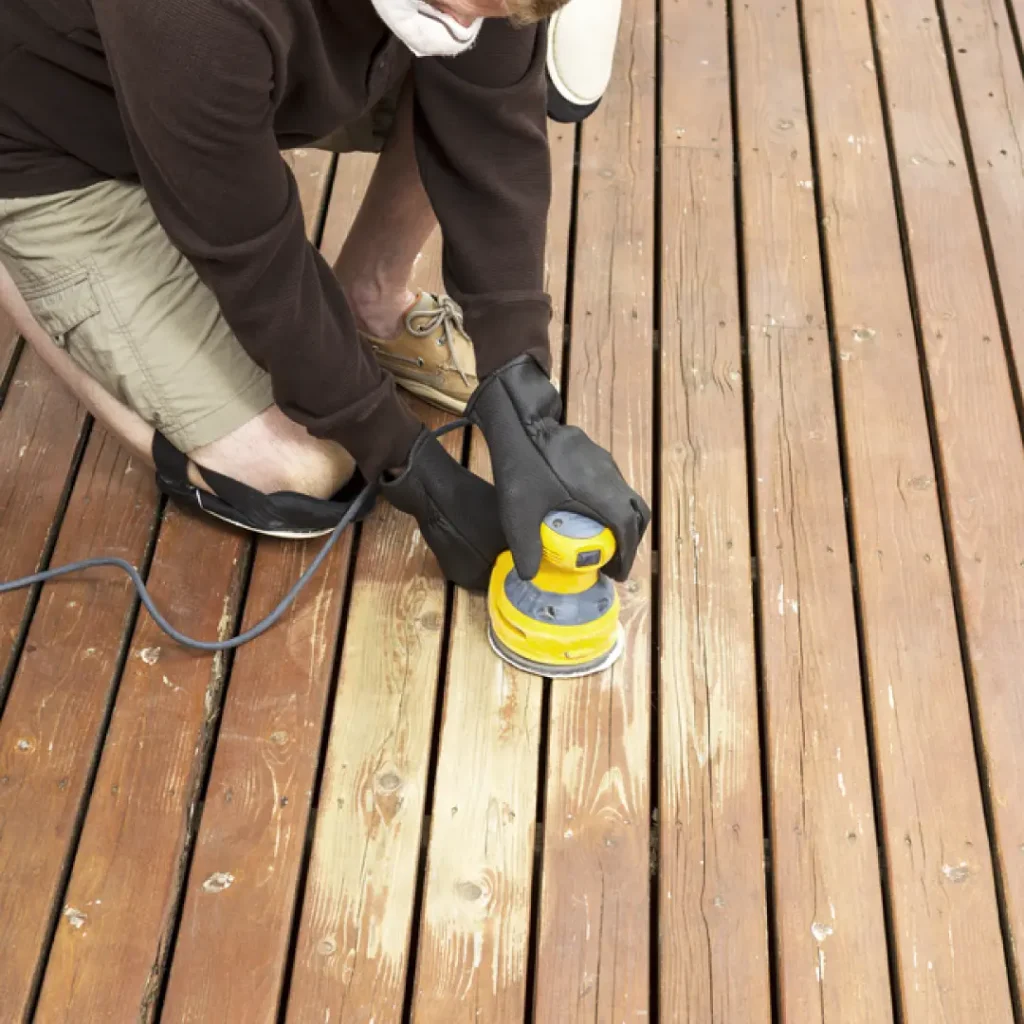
[30,149,334,1020]
[530,0,655,1018]
[406,125,575,1022]
[127,152,347,1021]
[0,347,86,694]
[733,0,894,1018]
[283,148,334,238]
[946,0,1024,383]
[871,0,1024,991]
[802,0,1016,1018]
[32,505,248,1019]
[658,0,772,1018]
[0,308,19,393]
[158,529,354,1022]
[283,153,453,1024]
[0,429,159,1019]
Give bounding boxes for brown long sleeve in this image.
[0,0,554,479]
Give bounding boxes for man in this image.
[0,0,649,592]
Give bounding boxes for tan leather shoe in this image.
[361,292,478,414]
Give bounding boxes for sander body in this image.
[487,511,625,678]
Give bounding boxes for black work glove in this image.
[381,427,506,593]
[465,354,651,582]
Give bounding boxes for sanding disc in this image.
[487,622,626,679]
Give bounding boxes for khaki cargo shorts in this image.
[0,96,399,452]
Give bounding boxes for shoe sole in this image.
[395,377,470,416]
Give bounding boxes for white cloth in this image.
[370,0,483,57]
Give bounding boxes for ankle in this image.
[344,279,417,340]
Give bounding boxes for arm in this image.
[411,19,554,379]
[93,0,421,479]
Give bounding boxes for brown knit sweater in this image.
[0,0,553,478]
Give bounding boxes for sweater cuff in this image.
[465,293,553,379]
[302,374,422,482]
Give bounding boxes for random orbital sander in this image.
[487,511,625,678]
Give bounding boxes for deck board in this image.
[733,0,894,1018]
[871,0,1024,994]
[3,3,1024,1019]
[658,0,772,1018]
[0,428,159,1019]
[533,0,655,1016]
[802,0,1015,1018]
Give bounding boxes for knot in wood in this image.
[377,771,402,793]
[456,880,485,903]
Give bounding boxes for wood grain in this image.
[803,0,1016,1018]
[734,0,894,1018]
[406,123,575,1023]
[658,0,772,1018]
[0,309,19,392]
[31,505,248,1020]
[159,530,354,1023]
[531,0,655,1019]
[941,0,1024,381]
[0,429,159,1020]
[30,147,332,1021]
[871,0,1024,992]
[148,147,346,1024]
[0,347,86,692]
[284,402,456,1024]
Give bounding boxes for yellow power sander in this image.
[487,511,625,678]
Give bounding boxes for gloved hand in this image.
[465,354,651,582]
[381,426,506,592]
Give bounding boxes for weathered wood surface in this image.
[0,309,19,394]
[0,348,86,694]
[31,504,248,1020]
[734,0,894,1018]
[872,0,1024,993]
[0,429,159,1019]
[407,123,575,1022]
[658,0,772,1019]
[942,0,1024,381]
[2,8,1024,1021]
[804,0,1015,1019]
[532,0,656,1018]
[144,150,347,1024]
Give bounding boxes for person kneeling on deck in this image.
[0,0,650,592]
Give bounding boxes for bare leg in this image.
[334,76,438,340]
[0,260,353,499]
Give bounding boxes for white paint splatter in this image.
[811,921,833,942]
[888,684,895,709]
[139,647,160,665]
[777,584,785,616]
[838,773,847,796]
[942,862,970,884]
[202,872,235,894]
[63,906,87,929]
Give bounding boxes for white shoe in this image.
[545,0,622,123]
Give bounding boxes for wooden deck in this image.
[3,0,1024,1019]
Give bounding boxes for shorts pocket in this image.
[21,271,101,350]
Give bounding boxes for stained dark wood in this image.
[658,0,772,1018]
[0,428,159,1019]
[0,348,86,690]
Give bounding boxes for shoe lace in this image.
[405,294,471,387]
